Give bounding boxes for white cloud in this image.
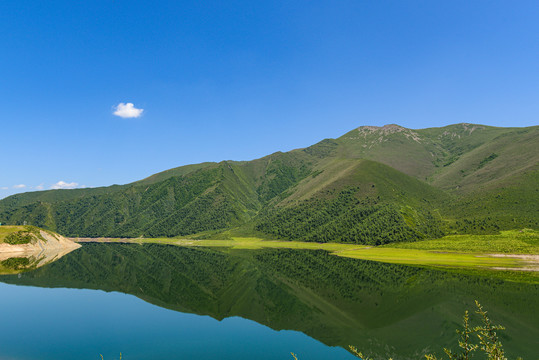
[0,187,8,190]
[34,184,44,190]
[113,102,144,118]
[51,181,79,190]
[13,184,26,189]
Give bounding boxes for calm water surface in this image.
[0,283,352,360]
[0,243,537,359]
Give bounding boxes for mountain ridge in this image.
[1,123,537,242]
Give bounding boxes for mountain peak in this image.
[457,123,485,133]
[354,124,422,143]
[357,124,404,131]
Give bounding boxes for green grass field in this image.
[387,229,539,254]
[79,230,539,275]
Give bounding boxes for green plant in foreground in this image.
[100,353,121,360]
[292,301,518,360]
[348,345,393,360]
[425,301,509,360]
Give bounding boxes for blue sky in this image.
[1,1,538,198]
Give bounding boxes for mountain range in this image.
[1,123,537,243]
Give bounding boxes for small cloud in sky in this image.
[51,181,79,190]
[34,184,44,190]
[113,102,144,118]
[13,184,26,189]
[1,187,8,190]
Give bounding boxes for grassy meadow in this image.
[386,229,539,254]
[77,229,539,280]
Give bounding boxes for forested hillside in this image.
[1,123,537,243]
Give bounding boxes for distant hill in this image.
[1,123,537,243]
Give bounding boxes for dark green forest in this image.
[256,188,443,244]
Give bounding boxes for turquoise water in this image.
[0,282,354,360]
[0,243,538,359]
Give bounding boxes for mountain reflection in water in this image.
[0,245,80,274]
[1,243,537,359]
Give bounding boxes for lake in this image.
[0,243,537,359]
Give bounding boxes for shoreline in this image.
[71,236,539,273]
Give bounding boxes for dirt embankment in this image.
[488,254,539,272]
[0,228,81,273]
[0,229,81,257]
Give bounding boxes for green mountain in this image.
[1,123,537,242]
